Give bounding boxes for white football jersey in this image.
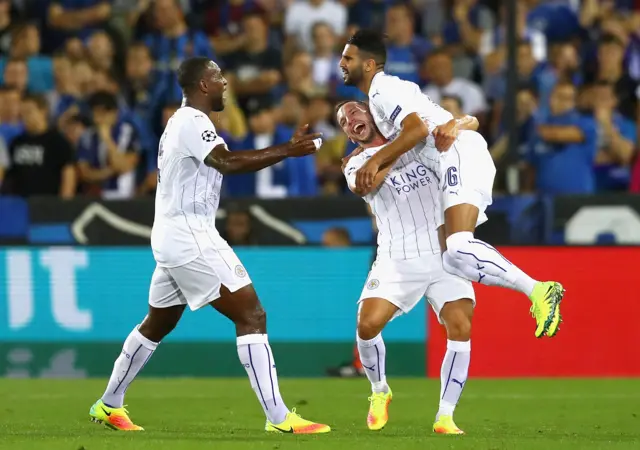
[368,72,453,142]
[151,106,227,268]
[368,72,453,172]
[344,145,442,260]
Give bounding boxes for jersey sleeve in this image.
[371,77,425,129]
[182,113,227,162]
[343,153,368,190]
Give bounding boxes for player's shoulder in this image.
[174,107,217,131]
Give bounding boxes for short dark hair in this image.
[346,29,387,67]
[283,90,309,107]
[88,91,118,111]
[599,33,624,48]
[22,93,49,111]
[441,95,462,110]
[177,56,211,92]
[5,57,26,66]
[335,99,368,114]
[325,227,351,244]
[0,84,18,94]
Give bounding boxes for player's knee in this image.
[444,232,471,259]
[239,304,266,330]
[357,315,384,341]
[445,314,472,341]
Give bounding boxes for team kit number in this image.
[446,167,458,187]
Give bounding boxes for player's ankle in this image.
[372,381,389,394]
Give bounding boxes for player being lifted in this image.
[340,30,564,339]
[338,100,480,435]
[89,57,330,435]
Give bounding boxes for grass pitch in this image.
[0,378,638,450]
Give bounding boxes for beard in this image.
[343,67,362,86]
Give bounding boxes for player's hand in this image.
[355,156,380,191]
[341,146,364,172]
[288,124,322,157]
[433,119,460,153]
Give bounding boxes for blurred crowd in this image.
[0,0,639,200]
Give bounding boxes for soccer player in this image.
[340,30,564,339]
[338,100,479,435]
[89,57,330,435]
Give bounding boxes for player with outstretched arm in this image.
[339,30,564,340]
[89,57,330,435]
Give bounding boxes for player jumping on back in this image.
[339,30,564,339]
[338,100,480,435]
[89,57,330,434]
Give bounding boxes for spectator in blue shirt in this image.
[0,23,53,94]
[526,0,580,44]
[123,42,168,137]
[589,81,638,191]
[0,85,24,145]
[3,57,27,96]
[144,0,215,104]
[225,100,317,198]
[525,82,598,194]
[384,3,431,84]
[46,0,112,51]
[77,91,141,199]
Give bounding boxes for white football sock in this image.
[237,334,289,425]
[101,325,157,408]
[357,333,389,393]
[444,232,537,297]
[437,340,471,420]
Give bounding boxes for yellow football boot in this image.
[89,399,143,431]
[529,281,565,338]
[366,389,392,431]
[265,409,330,434]
[433,414,464,435]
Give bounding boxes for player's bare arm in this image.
[203,124,321,174]
[355,113,429,190]
[432,116,480,152]
[345,162,394,197]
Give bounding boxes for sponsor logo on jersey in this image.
[389,163,433,194]
[367,279,380,290]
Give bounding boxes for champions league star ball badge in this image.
[367,279,380,290]
[235,265,247,278]
[202,130,217,142]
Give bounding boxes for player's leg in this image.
[357,297,398,430]
[425,257,475,435]
[90,266,187,431]
[434,299,473,435]
[212,283,330,434]
[439,139,563,337]
[356,258,426,431]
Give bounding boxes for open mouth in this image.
[354,123,365,134]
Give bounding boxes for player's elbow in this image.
[204,151,234,174]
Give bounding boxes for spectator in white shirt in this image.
[284,0,346,53]
[421,50,488,122]
[311,21,340,91]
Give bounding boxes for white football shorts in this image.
[148,246,252,311]
[436,130,496,228]
[358,253,475,323]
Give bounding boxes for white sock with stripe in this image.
[357,333,389,394]
[437,339,470,420]
[237,334,289,425]
[101,325,158,408]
